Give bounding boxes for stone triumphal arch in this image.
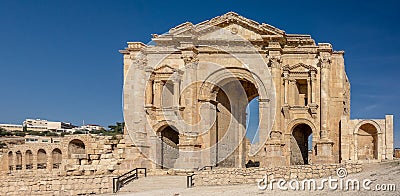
[121,12,394,170]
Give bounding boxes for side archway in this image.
[156,124,180,169]
[287,119,316,165]
[354,121,380,160]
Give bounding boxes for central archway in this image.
[290,124,313,165]
[211,79,259,168]
[197,66,274,168]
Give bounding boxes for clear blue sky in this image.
[0,1,399,147]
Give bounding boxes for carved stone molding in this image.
[282,104,290,119]
[144,106,157,120]
[308,103,319,118]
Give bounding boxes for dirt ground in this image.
[113,159,400,196]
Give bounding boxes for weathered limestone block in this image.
[71,154,87,159]
[100,153,113,159]
[89,154,101,160]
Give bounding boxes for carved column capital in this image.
[283,71,289,78]
[181,51,199,69]
[311,71,316,79]
[267,56,282,68]
[270,130,283,140]
[318,56,331,69]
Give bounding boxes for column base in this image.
[173,145,201,170]
[314,140,334,164]
[260,141,286,168]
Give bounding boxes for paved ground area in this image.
[117,175,187,194]
[111,160,400,196]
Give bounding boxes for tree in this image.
[108,122,125,133]
[23,125,28,132]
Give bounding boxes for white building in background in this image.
[23,119,49,131]
[53,124,105,134]
[24,135,61,143]
[0,124,23,132]
[1,119,105,134]
[80,124,104,131]
[23,119,76,132]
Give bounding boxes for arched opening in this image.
[8,151,13,171]
[52,148,62,169]
[290,124,313,165]
[37,149,47,169]
[211,79,259,168]
[357,123,378,160]
[68,139,85,158]
[245,96,260,167]
[25,150,33,169]
[158,125,179,169]
[246,96,259,144]
[15,151,22,170]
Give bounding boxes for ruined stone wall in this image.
[195,163,362,186]
[0,134,147,175]
[0,173,115,195]
[0,134,148,195]
[340,116,394,162]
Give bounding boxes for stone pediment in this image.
[198,23,264,41]
[154,12,285,42]
[154,65,177,74]
[283,63,317,73]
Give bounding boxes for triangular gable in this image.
[283,63,317,73]
[157,12,285,40]
[195,12,285,36]
[153,65,177,73]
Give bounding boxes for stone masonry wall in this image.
[195,163,362,186]
[0,173,115,195]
